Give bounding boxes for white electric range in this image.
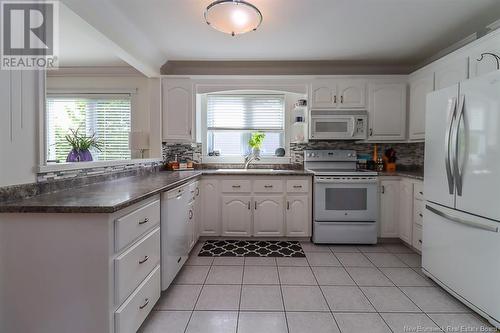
[304,150,378,244]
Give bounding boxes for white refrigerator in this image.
[423,70,500,328]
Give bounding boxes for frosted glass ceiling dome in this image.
[204,0,263,36]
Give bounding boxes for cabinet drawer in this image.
[253,180,283,193]
[412,224,423,252]
[115,227,160,305]
[115,266,160,333]
[286,179,309,193]
[413,182,424,201]
[115,199,160,252]
[221,180,251,193]
[413,200,424,226]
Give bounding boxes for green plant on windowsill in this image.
[64,128,103,162]
[248,132,265,155]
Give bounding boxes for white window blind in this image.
[206,94,285,157]
[46,95,132,162]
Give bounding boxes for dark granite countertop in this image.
[0,169,314,214]
[378,171,424,180]
[201,169,314,176]
[0,171,202,214]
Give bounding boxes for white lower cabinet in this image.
[398,180,413,245]
[254,196,285,236]
[222,195,252,236]
[379,179,400,237]
[202,176,312,238]
[285,195,310,237]
[200,178,221,236]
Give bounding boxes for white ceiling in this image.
[106,0,500,65]
[58,3,129,67]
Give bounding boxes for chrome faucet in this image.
[244,152,261,169]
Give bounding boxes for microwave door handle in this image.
[349,118,355,137]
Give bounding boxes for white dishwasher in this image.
[161,183,190,290]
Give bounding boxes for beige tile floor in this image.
[139,241,496,333]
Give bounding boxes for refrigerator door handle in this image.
[426,205,499,233]
[452,94,465,196]
[444,97,457,195]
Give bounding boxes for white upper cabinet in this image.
[434,57,468,90]
[162,78,194,142]
[408,71,434,141]
[221,195,252,237]
[367,82,407,141]
[337,80,366,108]
[310,79,338,108]
[310,79,366,109]
[253,196,285,237]
[467,32,500,79]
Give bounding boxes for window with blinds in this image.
[46,95,132,162]
[206,94,285,157]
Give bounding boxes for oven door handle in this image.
[314,178,378,184]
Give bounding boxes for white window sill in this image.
[38,158,162,173]
[202,156,291,164]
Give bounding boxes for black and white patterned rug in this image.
[198,240,306,257]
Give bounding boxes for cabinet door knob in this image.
[419,213,423,217]
[139,255,149,264]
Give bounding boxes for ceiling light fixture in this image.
[204,0,263,36]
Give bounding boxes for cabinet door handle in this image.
[287,201,290,210]
[254,201,257,210]
[264,185,273,188]
[293,185,302,188]
[248,201,251,210]
[340,95,344,104]
[381,185,385,194]
[139,298,150,309]
[419,213,423,218]
[369,128,373,136]
[419,191,423,195]
[189,210,193,220]
[334,95,337,104]
[139,255,149,264]
[196,187,200,196]
[418,239,422,244]
[139,217,149,225]
[232,185,241,188]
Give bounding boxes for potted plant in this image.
[65,128,102,162]
[248,132,265,157]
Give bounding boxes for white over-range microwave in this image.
[310,110,368,140]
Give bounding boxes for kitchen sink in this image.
[216,169,276,173]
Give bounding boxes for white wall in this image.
[46,74,161,159]
[0,70,40,187]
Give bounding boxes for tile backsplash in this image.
[291,141,424,168]
[162,141,425,169]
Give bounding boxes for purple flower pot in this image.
[66,149,93,162]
